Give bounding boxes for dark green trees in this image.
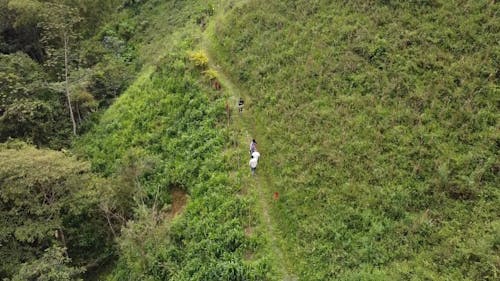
[11,246,84,281]
[1,0,135,146]
[0,52,71,147]
[0,142,116,279]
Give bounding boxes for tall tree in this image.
[8,0,81,135]
[0,52,70,147]
[0,142,118,279]
[12,246,84,281]
[39,2,81,135]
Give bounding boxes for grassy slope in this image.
[78,0,278,280]
[210,0,499,280]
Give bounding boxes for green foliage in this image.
[1,0,137,145]
[0,141,117,279]
[76,1,274,279]
[4,0,497,279]
[203,68,219,81]
[0,52,71,148]
[79,52,270,279]
[86,56,135,106]
[6,0,80,78]
[0,0,145,279]
[210,0,500,280]
[64,0,125,36]
[12,246,84,281]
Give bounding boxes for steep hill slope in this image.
[79,0,278,280]
[77,0,499,280]
[209,0,499,280]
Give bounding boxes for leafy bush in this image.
[203,68,219,81]
[12,246,84,281]
[188,50,209,68]
[0,52,71,148]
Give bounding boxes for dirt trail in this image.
[202,33,296,279]
[197,2,298,278]
[169,188,187,217]
[221,69,294,281]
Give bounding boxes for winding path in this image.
[202,26,297,279]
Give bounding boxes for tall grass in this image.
[210,0,499,280]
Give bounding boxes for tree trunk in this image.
[104,212,117,238]
[76,102,82,124]
[63,31,77,136]
[57,228,69,257]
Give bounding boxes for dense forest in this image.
[1,0,498,280]
[1,0,137,279]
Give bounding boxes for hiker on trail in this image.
[251,150,260,161]
[249,139,257,155]
[238,98,244,113]
[249,155,258,175]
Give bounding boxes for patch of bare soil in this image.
[244,226,253,236]
[170,187,187,217]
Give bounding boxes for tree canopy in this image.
[0,142,119,279]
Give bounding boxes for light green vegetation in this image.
[78,0,277,279]
[209,0,500,280]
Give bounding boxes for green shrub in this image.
[203,68,219,81]
[0,142,117,279]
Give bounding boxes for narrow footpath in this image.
[197,1,298,278]
[218,64,296,281]
[202,34,297,281]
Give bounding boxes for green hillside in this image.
[1,0,499,280]
[209,0,499,280]
[78,0,276,280]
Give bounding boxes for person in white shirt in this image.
[251,151,260,161]
[249,155,258,175]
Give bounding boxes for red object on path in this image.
[273,192,279,201]
[212,80,221,90]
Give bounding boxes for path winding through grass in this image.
[219,64,296,281]
[202,31,297,281]
[195,2,299,278]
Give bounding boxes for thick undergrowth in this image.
[77,1,275,280]
[209,0,499,280]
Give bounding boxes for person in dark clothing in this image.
[238,98,244,113]
[249,139,257,155]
